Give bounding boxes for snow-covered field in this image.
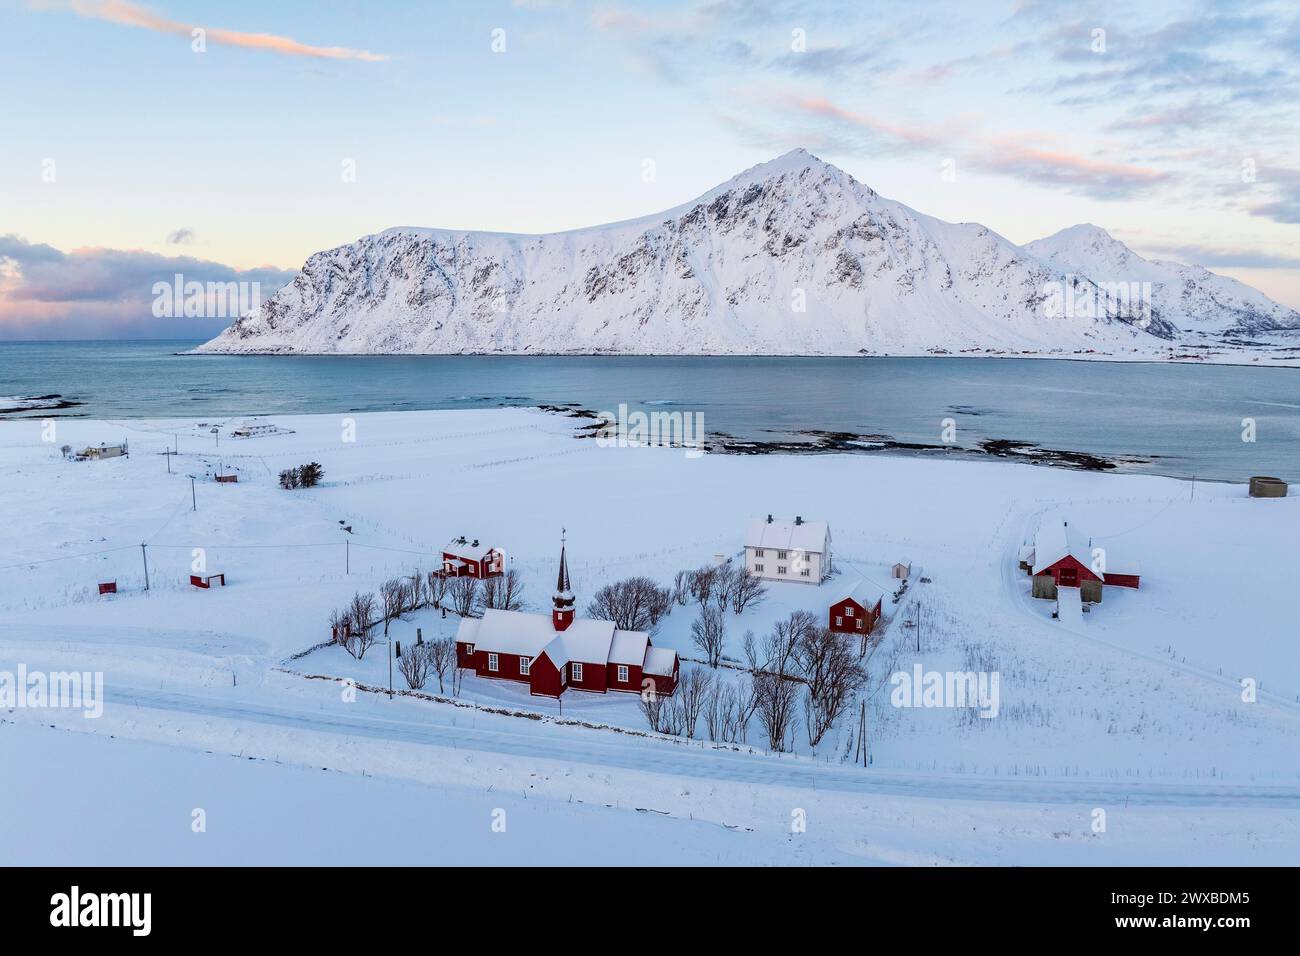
[2,407,1298,865]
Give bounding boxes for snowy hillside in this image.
[1025,224,1300,335]
[193,150,1276,357]
[2,408,1298,865]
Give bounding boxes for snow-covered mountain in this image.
[197,150,1296,355]
[1024,224,1300,336]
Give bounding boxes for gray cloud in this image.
[0,235,295,340]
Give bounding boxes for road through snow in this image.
[95,682,1300,809]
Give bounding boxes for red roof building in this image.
[455,538,678,698]
[828,578,884,637]
[441,536,504,579]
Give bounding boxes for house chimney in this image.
[766,514,772,523]
[471,539,479,548]
[795,516,803,526]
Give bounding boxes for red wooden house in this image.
[441,536,504,579]
[829,578,884,637]
[455,539,678,698]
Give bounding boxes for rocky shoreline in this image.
[539,403,1152,472]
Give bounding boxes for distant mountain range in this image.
[197,150,1300,358]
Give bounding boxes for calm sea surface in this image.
[2,340,1297,482]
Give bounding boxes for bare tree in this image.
[746,610,815,677]
[447,576,480,617]
[730,568,767,614]
[328,607,353,649]
[480,568,527,613]
[797,626,866,747]
[688,564,719,608]
[734,673,758,743]
[346,592,377,659]
[676,667,714,738]
[640,688,667,733]
[397,639,430,690]
[672,570,691,606]
[406,571,427,612]
[428,636,457,694]
[586,576,672,634]
[712,562,738,612]
[691,604,727,668]
[427,570,448,610]
[660,697,686,736]
[754,671,799,752]
[380,578,406,635]
[704,682,725,742]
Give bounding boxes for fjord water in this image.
[2,340,1297,482]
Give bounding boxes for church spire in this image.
[552,529,575,631]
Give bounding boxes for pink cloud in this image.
[63,0,389,61]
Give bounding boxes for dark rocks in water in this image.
[537,403,1147,472]
[0,394,86,417]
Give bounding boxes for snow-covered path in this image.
[91,680,1300,809]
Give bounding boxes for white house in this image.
[744,515,832,584]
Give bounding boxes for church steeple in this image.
[552,530,575,632]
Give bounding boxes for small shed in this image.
[1249,476,1288,498]
[79,442,128,460]
[215,473,238,484]
[891,560,911,580]
[98,581,117,595]
[189,573,226,589]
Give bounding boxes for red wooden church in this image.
[455,538,678,698]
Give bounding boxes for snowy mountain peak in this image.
[1025,226,1300,335]
[197,151,1299,356]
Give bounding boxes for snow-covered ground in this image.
[2,407,1297,865]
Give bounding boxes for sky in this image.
[1,0,1298,339]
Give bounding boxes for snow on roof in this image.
[454,609,594,659]
[643,646,678,677]
[454,616,481,646]
[1093,543,1141,576]
[832,576,884,608]
[609,629,650,666]
[1031,519,1092,574]
[444,537,496,560]
[745,517,830,553]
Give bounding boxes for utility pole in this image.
[1190,474,1196,503]
[164,448,173,474]
[190,476,196,511]
[140,543,150,592]
[388,635,394,700]
[345,539,350,574]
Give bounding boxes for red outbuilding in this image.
[1026,519,1140,602]
[828,578,884,637]
[455,538,678,698]
[441,536,504,579]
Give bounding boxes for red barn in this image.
[441,536,504,579]
[828,578,884,637]
[1027,519,1140,602]
[454,539,678,698]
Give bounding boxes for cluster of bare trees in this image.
[640,665,761,746]
[327,565,523,662]
[678,562,766,615]
[396,630,459,694]
[444,568,527,618]
[329,592,379,659]
[586,576,673,633]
